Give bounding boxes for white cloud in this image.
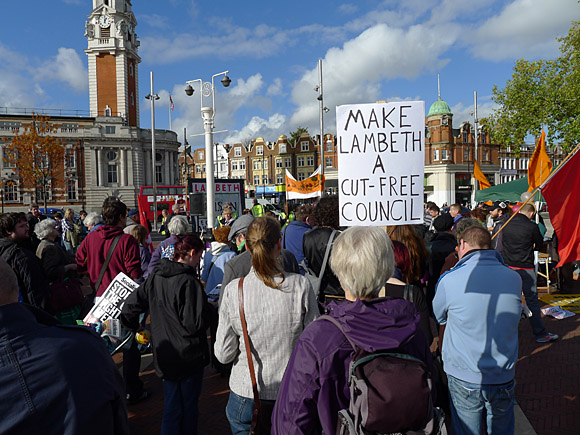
[468,0,579,60]
[266,78,283,96]
[40,48,87,92]
[338,4,358,15]
[223,113,287,144]
[290,22,459,132]
[140,14,170,29]
[140,23,292,64]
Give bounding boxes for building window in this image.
[441,149,449,161]
[155,166,163,183]
[130,92,135,106]
[277,173,283,184]
[263,159,268,170]
[325,157,333,168]
[301,141,309,151]
[199,151,204,160]
[234,147,242,157]
[326,140,333,151]
[298,157,305,167]
[220,162,227,173]
[463,148,469,162]
[104,106,112,116]
[253,160,260,170]
[262,175,268,184]
[107,150,118,160]
[65,148,76,169]
[3,181,18,202]
[483,149,490,162]
[239,160,246,170]
[67,180,77,201]
[202,164,206,172]
[36,185,52,202]
[284,158,291,168]
[129,64,133,76]
[307,156,314,166]
[433,149,440,161]
[279,144,287,153]
[463,130,468,143]
[297,172,305,181]
[105,126,116,134]
[2,148,16,168]
[256,145,263,156]
[108,164,118,183]
[276,159,282,168]
[254,175,260,185]
[231,161,238,171]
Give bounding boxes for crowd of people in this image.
[0,195,558,434]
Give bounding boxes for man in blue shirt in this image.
[433,226,521,435]
[280,205,312,274]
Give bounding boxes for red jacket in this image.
[76,225,142,296]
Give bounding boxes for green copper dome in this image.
[427,98,452,117]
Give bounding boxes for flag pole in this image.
[169,98,172,131]
[492,141,580,241]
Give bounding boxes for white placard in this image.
[83,272,139,324]
[337,101,425,226]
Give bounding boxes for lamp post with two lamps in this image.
[185,71,231,231]
[145,71,160,231]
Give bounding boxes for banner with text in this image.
[285,166,325,200]
[337,101,425,226]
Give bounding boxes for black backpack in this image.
[319,315,446,435]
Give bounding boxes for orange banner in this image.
[473,159,491,189]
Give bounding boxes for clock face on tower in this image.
[99,15,111,28]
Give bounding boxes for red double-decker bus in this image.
[137,185,188,223]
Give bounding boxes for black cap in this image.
[433,213,454,232]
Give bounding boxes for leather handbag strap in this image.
[318,229,338,280]
[94,234,122,294]
[238,277,262,420]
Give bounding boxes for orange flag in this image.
[528,130,552,191]
[473,159,491,189]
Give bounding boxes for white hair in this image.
[84,212,103,227]
[168,215,189,235]
[330,226,394,299]
[34,218,57,240]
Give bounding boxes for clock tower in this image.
[85,0,141,127]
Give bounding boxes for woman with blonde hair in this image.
[61,208,80,254]
[215,216,318,434]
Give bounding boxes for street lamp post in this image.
[314,59,325,175]
[145,71,160,231]
[185,71,231,230]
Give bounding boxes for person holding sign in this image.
[121,235,210,435]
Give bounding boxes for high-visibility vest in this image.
[251,204,265,217]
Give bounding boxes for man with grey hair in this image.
[273,227,432,434]
[0,258,130,434]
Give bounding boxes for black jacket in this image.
[426,232,457,299]
[0,237,52,313]
[303,227,343,298]
[500,213,544,269]
[121,258,210,381]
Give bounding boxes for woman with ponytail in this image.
[215,216,318,434]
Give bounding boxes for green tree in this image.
[490,20,580,153]
[288,127,309,146]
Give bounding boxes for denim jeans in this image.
[161,368,204,435]
[225,391,275,435]
[448,375,515,435]
[514,268,547,337]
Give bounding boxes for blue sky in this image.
[1,0,578,149]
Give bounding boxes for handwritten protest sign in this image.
[84,272,139,324]
[337,101,425,226]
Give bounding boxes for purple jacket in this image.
[272,297,433,435]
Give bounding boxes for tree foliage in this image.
[288,127,309,145]
[4,114,67,209]
[490,20,580,153]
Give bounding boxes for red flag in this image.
[137,195,154,253]
[170,95,174,111]
[540,148,580,267]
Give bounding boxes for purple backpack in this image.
[319,315,445,435]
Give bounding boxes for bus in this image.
[137,185,188,223]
